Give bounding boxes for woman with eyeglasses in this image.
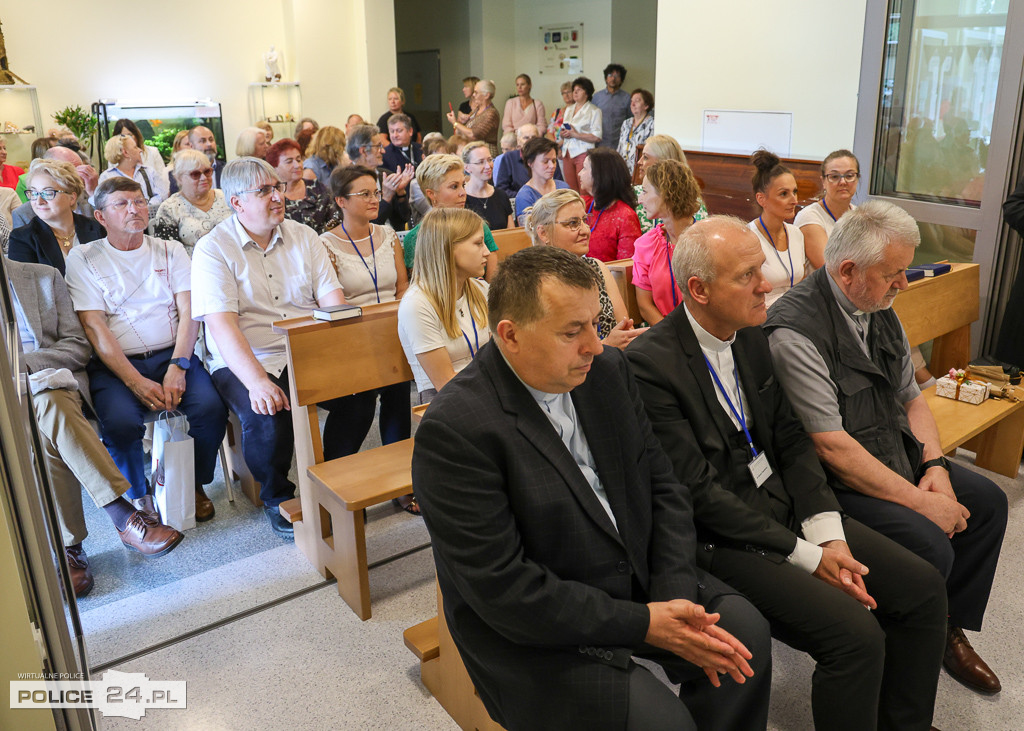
[9,159,105,275]
[462,141,513,231]
[317,165,410,462]
[526,189,646,350]
[153,150,232,255]
[514,137,570,226]
[577,147,641,261]
[632,159,702,325]
[748,149,806,308]
[265,138,335,234]
[794,149,860,270]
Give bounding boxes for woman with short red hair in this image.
[266,137,335,233]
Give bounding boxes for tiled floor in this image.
[77,446,1024,730]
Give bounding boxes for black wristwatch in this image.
[921,456,951,472]
[168,357,191,370]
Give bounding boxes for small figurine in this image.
[263,45,283,82]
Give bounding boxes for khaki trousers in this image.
[32,388,129,545]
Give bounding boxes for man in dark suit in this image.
[381,113,422,172]
[625,216,948,730]
[413,246,771,731]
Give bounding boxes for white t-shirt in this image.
[794,200,857,238]
[398,280,490,393]
[748,220,806,309]
[319,224,400,306]
[65,236,191,355]
[191,217,342,375]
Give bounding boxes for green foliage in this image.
[146,127,185,164]
[52,105,97,149]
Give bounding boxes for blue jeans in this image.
[321,381,412,460]
[88,348,227,500]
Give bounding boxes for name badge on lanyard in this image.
[703,354,773,488]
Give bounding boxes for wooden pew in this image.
[605,258,643,325]
[892,263,1024,477]
[490,228,532,264]
[272,302,418,620]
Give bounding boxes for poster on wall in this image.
[539,23,583,75]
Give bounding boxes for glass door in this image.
[854,0,1024,353]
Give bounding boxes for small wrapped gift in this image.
[935,369,990,405]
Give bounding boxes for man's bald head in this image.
[43,146,83,167]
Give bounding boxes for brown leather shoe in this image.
[195,487,215,522]
[118,511,183,557]
[944,626,1001,693]
[66,545,93,598]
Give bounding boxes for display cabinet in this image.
[248,82,302,140]
[0,85,44,170]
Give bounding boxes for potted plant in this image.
[52,105,97,155]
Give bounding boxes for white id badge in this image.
[748,452,772,487]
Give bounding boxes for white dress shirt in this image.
[190,216,342,375]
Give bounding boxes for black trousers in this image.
[705,519,946,731]
[836,462,1007,630]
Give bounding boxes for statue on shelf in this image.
[263,45,283,83]
[1,17,30,85]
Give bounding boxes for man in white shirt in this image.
[66,177,227,523]
[626,216,948,730]
[190,158,344,538]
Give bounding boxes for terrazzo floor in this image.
[72,434,1024,729]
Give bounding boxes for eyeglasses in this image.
[346,190,383,201]
[186,168,215,181]
[469,157,494,166]
[824,172,860,183]
[241,182,287,198]
[104,198,149,212]
[26,188,72,201]
[555,217,586,232]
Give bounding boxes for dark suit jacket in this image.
[495,149,564,198]
[380,142,422,172]
[414,341,729,730]
[625,305,841,559]
[7,213,105,276]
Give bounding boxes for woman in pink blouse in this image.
[502,74,547,134]
[578,147,641,261]
[631,159,703,325]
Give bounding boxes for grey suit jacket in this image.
[5,258,92,401]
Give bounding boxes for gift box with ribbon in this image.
[935,368,990,405]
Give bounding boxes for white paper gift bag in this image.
[152,411,196,531]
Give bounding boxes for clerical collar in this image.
[684,303,736,353]
[825,270,868,317]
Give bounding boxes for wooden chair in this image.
[631,143,645,185]
[272,301,417,619]
[605,258,643,325]
[892,263,1024,477]
[490,228,533,264]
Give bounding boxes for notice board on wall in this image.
[701,109,793,157]
[539,23,584,75]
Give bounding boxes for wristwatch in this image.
[921,456,951,472]
[168,357,191,370]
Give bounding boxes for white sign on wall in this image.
[539,23,584,75]
[702,109,793,157]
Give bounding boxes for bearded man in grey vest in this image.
[764,199,1007,695]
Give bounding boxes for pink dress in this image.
[631,223,681,317]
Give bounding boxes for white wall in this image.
[655,0,868,160]
[0,0,395,160]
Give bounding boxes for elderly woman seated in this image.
[347,124,413,230]
[236,127,270,159]
[152,150,233,255]
[267,138,335,234]
[98,133,168,214]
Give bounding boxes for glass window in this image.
[873,0,1008,206]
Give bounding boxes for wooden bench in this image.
[892,263,1024,477]
[606,258,643,325]
[405,581,505,731]
[490,228,532,264]
[272,302,418,620]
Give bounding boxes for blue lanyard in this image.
[663,227,680,307]
[703,354,758,457]
[340,221,380,303]
[820,199,837,222]
[758,216,794,287]
[461,308,479,358]
[586,198,605,233]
